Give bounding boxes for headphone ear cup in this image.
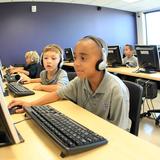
[95,59,103,71]
[58,59,61,68]
[97,60,107,71]
[58,53,64,68]
[59,60,64,68]
[58,56,64,68]
[95,49,107,71]
[40,57,43,67]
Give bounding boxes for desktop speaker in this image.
[136,79,158,99]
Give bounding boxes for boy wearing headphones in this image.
[9,36,131,131]
[9,51,40,78]
[22,44,69,92]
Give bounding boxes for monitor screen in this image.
[64,48,74,62]
[135,45,160,73]
[107,45,122,67]
[0,59,4,80]
[0,64,9,96]
[0,84,23,146]
[0,74,6,95]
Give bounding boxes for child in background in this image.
[9,51,40,78]
[122,44,138,67]
[22,44,69,92]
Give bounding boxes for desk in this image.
[108,67,160,81]
[1,83,160,160]
[63,62,160,81]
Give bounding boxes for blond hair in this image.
[42,44,63,56]
[25,51,40,63]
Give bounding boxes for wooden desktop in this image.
[1,81,160,160]
[63,62,160,81]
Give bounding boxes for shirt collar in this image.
[83,70,110,95]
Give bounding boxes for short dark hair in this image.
[125,44,134,51]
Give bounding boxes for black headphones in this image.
[83,36,108,71]
[40,44,64,68]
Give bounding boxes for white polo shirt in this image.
[123,55,138,67]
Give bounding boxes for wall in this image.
[0,2,137,66]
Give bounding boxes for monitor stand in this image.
[0,129,24,147]
[0,131,11,146]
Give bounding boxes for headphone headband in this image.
[83,36,103,48]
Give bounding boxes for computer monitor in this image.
[0,75,6,96]
[107,45,122,67]
[0,86,23,146]
[0,59,4,80]
[135,45,160,73]
[64,48,74,62]
[0,60,8,96]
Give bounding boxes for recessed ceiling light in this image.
[122,0,140,3]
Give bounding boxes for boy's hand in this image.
[8,99,32,109]
[21,78,31,84]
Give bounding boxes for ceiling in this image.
[0,0,160,12]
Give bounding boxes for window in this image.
[145,11,160,45]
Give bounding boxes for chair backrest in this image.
[123,80,143,136]
[67,72,77,81]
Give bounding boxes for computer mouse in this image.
[9,105,23,115]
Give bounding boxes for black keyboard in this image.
[24,105,108,157]
[8,82,35,97]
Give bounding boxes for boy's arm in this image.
[30,78,41,83]
[25,78,41,83]
[8,92,61,108]
[20,74,41,84]
[31,91,60,106]
[11,67,29,76]
[34,84,61,92]
[17,68,29,76]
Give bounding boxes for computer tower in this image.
[136,79,158,99]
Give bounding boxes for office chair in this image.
[146,110,160,125]
[123,80,143,136]
[67,72,77,81]
[136,79,160,125]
